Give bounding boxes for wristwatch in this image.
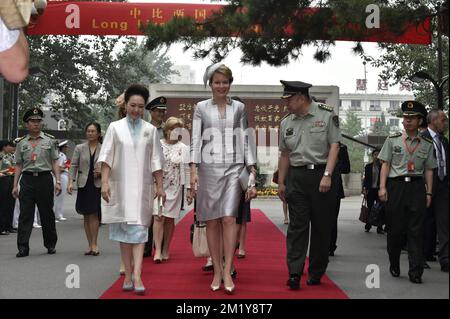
[323,170,331,177]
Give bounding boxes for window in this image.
[389,101,400,111]
[389,119,399,127]
[350,100,361,110]
[369,100,381,111]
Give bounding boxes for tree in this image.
[365,1,449,110]
[19,36,175,131]
[143,0,432,66]
[341,111,365,173]
[371,112,390,135]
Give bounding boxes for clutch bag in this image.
[239,167,249,191]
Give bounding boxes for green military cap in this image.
[146,96,167,111]
[23,107,44,122]
[280,80,312,99]
[401,100,427,118]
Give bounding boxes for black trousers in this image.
[329,198,341,252]
[0,176,15,232]
[285,166,338,279]
[386,178,426,277]
[17,174,57,251]
[429,178,449,266]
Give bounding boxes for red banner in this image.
[26,1,431,45]
[27,1,223,36]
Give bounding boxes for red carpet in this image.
[100,209,348,299]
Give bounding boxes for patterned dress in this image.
[153,140,189,218]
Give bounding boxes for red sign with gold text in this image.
[27,1,223,36]
[27,1,431,45]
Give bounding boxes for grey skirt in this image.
[196,163,243,222]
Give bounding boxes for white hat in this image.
[203,62,225,87]
[58,140,68,148]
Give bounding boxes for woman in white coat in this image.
[98,84,165,295]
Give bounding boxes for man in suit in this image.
[421,109,449,273]
[329,142,350,256]
[363,149,384,234]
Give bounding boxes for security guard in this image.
[0,140,16,235]
[12,107,62,257]
[378,101,437,284]
[144,96,167,257]
[146,96,167,139]
[277,80,342,289]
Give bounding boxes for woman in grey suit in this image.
[190,64,257,294]
[68,122,102,256]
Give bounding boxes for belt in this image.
[22,171,51,177]
[293,164,326,170]
[389,176,423,183]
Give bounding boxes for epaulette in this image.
[318,103,333,112]
[388,132,402,138]
[14,136,26,144]
[280,113,291,123]
[421,135,433,144]
[44,132,55,139]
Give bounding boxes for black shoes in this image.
[47,247,56,255]
[423,262,431,269]
[376,227,384,234]
[409,275,422,284]
[306,278,321,286]
[16,249,29,258]
[441,264,449,273]
[202,264,214,272]
[286,275,300,290]
[389,264,400,277]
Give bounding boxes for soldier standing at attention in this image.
[12,107,61,257]
[143,96,168,258]
[277,80,342,290]
[378,101,436,284]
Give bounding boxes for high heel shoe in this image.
[224,286,235,295]
[134,285,146,295]
[122,281,134,291]
[210,284,221,291]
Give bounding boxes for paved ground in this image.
[0,193,448,299]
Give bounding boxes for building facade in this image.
[339,93,415,135]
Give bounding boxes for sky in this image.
[130,0,415,95]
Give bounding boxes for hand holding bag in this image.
[192,221,210,257]
[368,201,385,227]
[359,197,369,223]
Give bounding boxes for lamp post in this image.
[10,66,46,138]
[410,71,449,110]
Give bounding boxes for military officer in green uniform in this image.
[277,80,342,289]
[144,96,167,257]
[378,100,437,284]
[12,107,62,257]
[0,140,16,235]
[146,96,167,139]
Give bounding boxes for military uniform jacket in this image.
[378,132,437,178]
[0,152,14,171]
[14,132,59,172]
[279,101,342,166]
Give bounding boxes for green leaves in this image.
[141,0,433,66]
[20,36,176,132]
